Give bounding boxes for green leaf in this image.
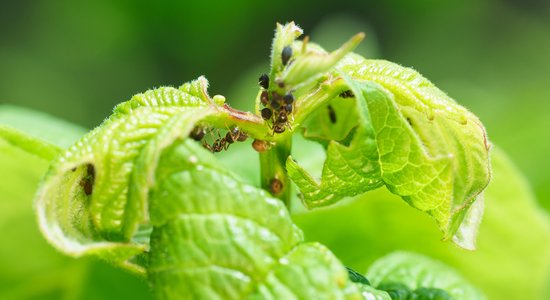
[342,58,491,246]
[0,106,152,299]
[294,147,550,300]
[354,285,392,300]
[287,80,383,208]
[0,125,61,160]
[0,105,87,148]
[288,56,491,248]
[0,105,87,161]
[147,139,384,299]
[367,252,484,299]
[34,76,389,299]
[300,97,359,146]
[35,77,217,273]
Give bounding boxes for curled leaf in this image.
[288,51,491,247]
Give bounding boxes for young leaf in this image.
[367,252,485,299]
[288,51,491,247]
[294,147,550,300]
[341,58,491,246]
[35,77,217,273]
[34,75,389,299]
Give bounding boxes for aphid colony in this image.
[191,45,297,153]
[259,45,294,135]
[190,126,248,153]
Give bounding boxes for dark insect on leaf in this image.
[261,108,273,120]
[282,46,292,66]
[327,105,337,124]
[283,92,294,104]
[258,73,269,89]
[273,123,285,134]
[79,163,95,196]
[339,90,354,98]
[260,90,269,106]
[189,126,206,141]
[271,97,281,110]
[284,103,293,113]
[251,139,270,152]
[277,111,288,123]
[235,129,248,142]
[225,127,248,144]
[270,178,283,195]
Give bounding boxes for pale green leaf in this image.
[0,125,61,161]
[288,55,491,247]
[35,77,217,272]
[294,147,550,300]
[0,105,86,149]
[340,58,491,245]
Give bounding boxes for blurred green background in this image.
[1,0,550,299]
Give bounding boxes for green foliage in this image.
[294,147,550,300]
[2,21,545,300]
[0,106,152,299]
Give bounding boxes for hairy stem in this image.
[259,133,292,209]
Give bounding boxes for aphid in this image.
[270,178,283,195]
[270,95,281,110]
[281,46,292,66]
[190,126,206,141]
[260,90,269,106]
[339,90,354,98]
[79,163,95,196]
[210,139,226,152]
[203,127,247,153]
[284,103,293,113]
[258,73,269,89]
[273,123,285,134]
[276,111,288,123]
[283,92,294,104]
[235,128,248,142]
[252,139,270,152]
[327,105,337,124]
[261,107,273,120]
[225,127,248,144]
[225,130,237,144]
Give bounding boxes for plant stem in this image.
[259,133,292,209]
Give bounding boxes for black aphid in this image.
[260,91,269,106]
[284,103,293,113]
[281,46,292,66]
[258,73,269,89]
[261,107,273,120]
[273,123,285,134]
[190,127,206,141]
[276,111,288,123]
[283,92,294,104]
[327,105,337,124]
[340,90,354,98]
